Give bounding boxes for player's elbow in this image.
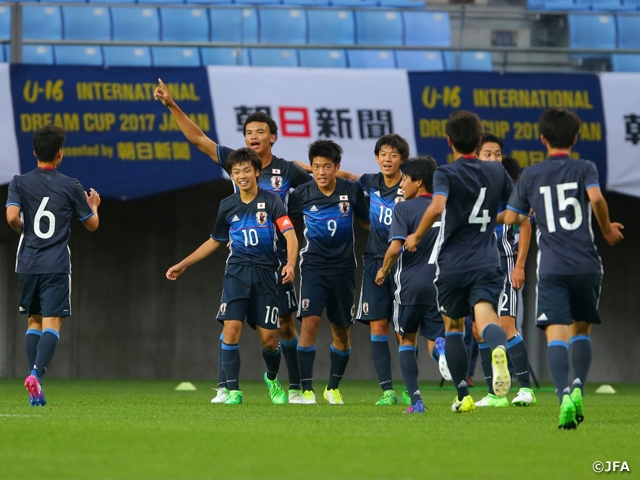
[6,211,20,227]
[83,216,99,232]
[503,210,519,226]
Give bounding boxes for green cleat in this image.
[301,390,317,404]
[475,393,509,407]
[323,387,344,404]
[452,395,475,413]
[512,387,537,407]
[264,373,287,404]
[570,388,584,424]
[401,388,411,405]
[223,390,243,405]
[558,394,578,430]
[375,390,399,405]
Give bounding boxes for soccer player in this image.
[5,125,100,406]
[288,140,368,404]
[375,156,446,414]
[154,79,309,403]
[474,133,536,408]
[504,107,623,429]
[405,110,513,414]
[166,148,299,405]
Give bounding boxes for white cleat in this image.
[288,389,304,404]
[301,390,317,404]
[491,346,511,398]
[438,355,452,381]
[211,387,230,404]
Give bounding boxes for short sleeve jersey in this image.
[210,188,293,270]
[359,173,405,260]
[433,157,513,276]
[507,155,602,275]
[495,205,519,258]
[388,194,440,306]
[289,177,368,273]
[6,168,94,274]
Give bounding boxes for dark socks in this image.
[328,345,350,390]
[221,342,240,391]
[262,347,281,381]
[507,334,531,389]
[478,342,494,394]
[547,341,570,403]
[297,345,316,391]
[281,337,301,390]
[481,324,508,351]
[371,335,393,391]
[25,329,42,373]
[33,329,60,379]
[399,346,421,404]
[445,332,470,400]
[570,335,592,394]
[217,333,227,389]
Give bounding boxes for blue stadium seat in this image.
[112,7,160,42]
[308,9,355,45]
[22,45,54,65]
[250,48,299,66]
[444,51,492,71]
[235,0,282,5]
[347,49,396,68]
[577,0,636,10]
[612,53,640,70]
[152,47,201,66]
[88,0,135,3]
[40,0,85,3]
[23,6,62,40]
[403,11,451,46]
[62,7,111,41]
[617,14,640,47]
[623,0,640,7]
[395,50,444,70]
[299,49,347,67]
[187,0,233,4]
[201,47,249,65]
[568,14,616,58]
[259,8,307,45]
[0,6,10,42]
[160,7,209,42]
[540,0,584,10]
[379,0,423,7]
[331,0,378,6]
[355,10,403,46]
[103,46,152,66]
[54,46,103,66]
[282,0,331,5]
[210,8,258,44]
[139,0,185,4]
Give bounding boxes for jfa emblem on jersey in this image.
[270,175,283,190]
[339,199,350,215]
[362,302,369,315]
[301,298,310,311]
[220,303,227,315]
[256,211,268,225]
[394,196,405,205]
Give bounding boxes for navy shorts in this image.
[435,267,505,320]
[298,270,355,328]
[499,255,518,318]
[19,273,71,318]
[536,274,602,328]
[217,264,279,330]
[276,269,298,316]
[394,303,444,340]
[356,258,395,324]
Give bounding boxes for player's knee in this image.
[498,316,518,337]
[370,319,389,336]
[278,314,297,340]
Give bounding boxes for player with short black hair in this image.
[505,107,623,429]
[6,125,101,406]
[405,110,513,414]
[288,139,369,404]
[166,148,299,405]
[154,79,309,404]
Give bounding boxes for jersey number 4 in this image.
[469,188,491,232]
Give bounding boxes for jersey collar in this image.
[38,166,55,170]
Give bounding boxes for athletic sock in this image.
[481,323,508,351]
[445,332,469,400]
[33,329,60,379]
[297,345,316,392]
[221,342,240,391]
[281,337,301,390]
[217,333,227,389]
[547,340,570,403]
[25,329,42,373]
[328,345,350,390]
[507,334,531,389]
[478,342,494,394]
[570,335,592,395]
[262,346,281,381]
[371,335,393,392]
[398,346,421,404]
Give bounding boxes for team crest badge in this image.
[394,196,405,205]
[270,175,283,190]
[301,299,310,310]
[362,302,369,315]
[339,201,350,215]
[220,303,227,315]
[256,211,268,225]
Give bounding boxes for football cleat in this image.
[211,387,230,404]
[433,337,452,381]
[491,346,511,398]
[570,388,584,424]
[558,394,578,430]
[264,373,286,404]
[375,390,399,405]
[301,390,317,404]
[288,389,304,404]
[323,387,344,405]
[404,400,426,414]
[223,390,243,405]
[475,393,509,407]
[401,387,411,405]
[512,387,538,407]
[451,395,475,413]
[24,374,46,407]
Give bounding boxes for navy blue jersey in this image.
[211,188,292,270]
[507,155,602,275]
[389,194,440,306]
[359,173,404,260]
[433,157,513,276]
[6,168,93,275]
[289,177,368,273]
[495,205,519,258]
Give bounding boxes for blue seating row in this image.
[3,0,425,6]
[569,14,640,50]
[0,6,451,47]
[0,44,492,71]
[528,0,640,11]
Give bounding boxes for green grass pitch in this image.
[1,379,638,480]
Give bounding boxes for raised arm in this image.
[404,194,446,252]
[587,186,624,246]
[375,239,403,285]
[154,78,220,163]
[166,237,221,280]
[511,217,531,290]
[82,188,100,232]
[6,205,22,234]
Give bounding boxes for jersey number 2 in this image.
[34,197,56,239]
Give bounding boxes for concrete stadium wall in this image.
[1,183,638,384]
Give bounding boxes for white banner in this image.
[601,73,640,197]
[0,63,20,186]
[207,66,417,173]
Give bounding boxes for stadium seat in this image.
[259,8,307,45]
[54,46,103,66]
[403,11,451,46]
[22,6,62,40]
[623,0,640,7]
[160,7,209,42]
[299,49,347,67]
[540,0,584,10]
[577,0,636,10]
[235,0,282,5]
[62,7,111,41]
[395,50,444,70]
[308,9,355,45]
[201,47,249,65]
[22,45,54,65]
[612,53,640,70]
[250,48,299,67]
[347,49,396,68]
[444,51,492,71]
[568,14,616,58]
[103,46,152,66]
[0,6,10,42]
[139,0,185,4]
[112,7,160,42]
[186,0,232,3]
[617,14,640,48]
[379,0,424,7]
[282,0,331,6]
[210,8,258,44]
[152,47,201,66]
[355,10,403,46]
[331,0,379,6]
[88,0,135,3]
